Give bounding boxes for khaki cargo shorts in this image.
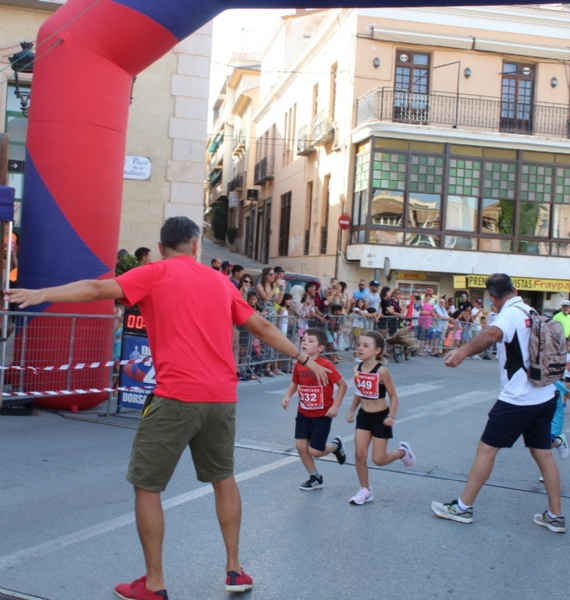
[127,394,237,492]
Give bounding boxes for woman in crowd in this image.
[256,267,285,376]
[237,273,254,300]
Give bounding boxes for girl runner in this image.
[346,330,416,505]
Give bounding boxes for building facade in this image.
[223,6,570,311]
[0,0,211,256]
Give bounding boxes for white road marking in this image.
[407,389,501,416]
[0,456,299,571]
[266,382,442,397]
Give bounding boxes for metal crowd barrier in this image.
[1,311,115,407]
[233,313,496,379]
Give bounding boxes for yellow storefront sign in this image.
[453,276,467,289]
[397,272,427,281]
[465,275,570,293]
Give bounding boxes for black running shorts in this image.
[356,407,393,439]
[481,397,556,449]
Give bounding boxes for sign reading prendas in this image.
[466,275,570,292]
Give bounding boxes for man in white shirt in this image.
[431,273,564,533]
[364,280,380,312]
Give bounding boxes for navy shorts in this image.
[356,407,393,439]
[295,412,332,451]
[481,397,557,450]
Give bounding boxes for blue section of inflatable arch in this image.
[111,0,222,40]
[18,152,110,292]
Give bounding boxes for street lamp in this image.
[9,42,35,118]
[434,60,461,128]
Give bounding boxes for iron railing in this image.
[320,226,328,254]
[297,125,316,155]
[356,87,570,137]
[304,229,310,255]
[313,113,334,144]
[228,173,243,193]
[254,156,275,185]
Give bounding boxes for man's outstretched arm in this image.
[4,279,125,309]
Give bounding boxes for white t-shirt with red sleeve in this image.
[116,255,254,403]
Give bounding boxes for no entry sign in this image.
[338,213,351,230]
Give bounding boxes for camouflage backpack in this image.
[514,305,566,386]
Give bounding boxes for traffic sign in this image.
[338,213,351,230]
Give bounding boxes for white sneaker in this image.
[398,441,416,470]
[555,434,570,460]
[471,355,481,360]
[352,358,362,363]
[349,487,373,505]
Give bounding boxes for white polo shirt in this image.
[491,296,555,406]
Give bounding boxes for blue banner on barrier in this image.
[119,334,155,410]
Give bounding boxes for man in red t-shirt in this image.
[282,328,348,491]
[6,217,329,600]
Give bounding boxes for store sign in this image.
[229,192,238,208]
[466,275,570,292]
[453,276,467,289]
[124,155,152,180]
[398,272,426,281]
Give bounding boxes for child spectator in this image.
[346,330,416,505]
[327,304,344,363]
[281,328,348,490]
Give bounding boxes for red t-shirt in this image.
[116,255,254,403]
[292,356,342,418]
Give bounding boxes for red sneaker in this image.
[114,576,169,600]
[225,568,253,592]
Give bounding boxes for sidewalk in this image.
[200,237,268,270]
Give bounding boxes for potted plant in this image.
[227,226,239,251]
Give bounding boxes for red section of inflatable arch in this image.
[18,0,537,410]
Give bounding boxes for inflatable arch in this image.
[17,0,532,409]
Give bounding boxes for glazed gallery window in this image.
[355,139,570,255]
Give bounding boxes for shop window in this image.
[446,196,478,232]
[483,162,516,200]
[448,158,481,196]
[444,235,478,251]
[518,240,549,255]
[482,199,513,235]
[409,155,443,194]
[405,232,439,247]
[370,190,404,227]
[407,192,441,229]
[372,152,407,190]
[552,204,570,239]
[479,238,513,253]
[518,202,550,237]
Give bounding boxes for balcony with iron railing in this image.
[253,156,275,185]
[313,113,335,145]
[210,168,222,189]
[355,87,570,138]
[297,124,316,156]
[232,130,246,156]
[227,173,243,193]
